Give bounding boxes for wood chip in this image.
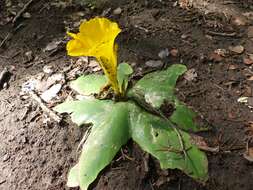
[29,91,61,123]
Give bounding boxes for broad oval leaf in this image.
[78,102,130,190]
[129,64,187,108]
[170,100,199,132]
[128,64,206,132]
[55,100,130,190]
[67,164,79,187]
[54,99,113,126]
[128,103,208,182]
[70,74,107,95]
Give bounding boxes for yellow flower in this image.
[67,17,122,95]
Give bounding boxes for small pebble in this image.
[25,51,33,61]
[228,45,244,54]
[113,7,122,15]
[158,49,169,59]
[22,12,31,18]
[145,60,163,68]
[43,65,54,75]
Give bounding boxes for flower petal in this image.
[79,17,121,45]
[66,32,92,56]
[66,17,122,94]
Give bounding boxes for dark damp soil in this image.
[1,0,253,190]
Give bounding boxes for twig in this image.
[205,30,237,37]
[0,55,10,59]
[121,149,135,161]
[149,180,155,190]
[199,146,219,153]
[143,153,150,173]
[76,126,92,152]
[12,0,33,24]
[243,139,253,162]
[29,91,62,123]
[134,25,149,33]
[0,180,6,185]
[0,24,25,48]
[0,33,11,48]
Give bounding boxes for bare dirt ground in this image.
[1,0,253,190]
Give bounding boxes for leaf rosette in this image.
[55,18,209,190]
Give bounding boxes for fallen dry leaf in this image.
[232,16,247,26]
[229,45,244,54]
[76,56,88,65]
[43,65,54,75]
[214,49,227,57]
[89,59,99,67]
[244,57,253,65]
[41,84,62,103]
[184,68,197,82]
[178,0,192,9]
[209,52,223,62]
[190,134,219,153]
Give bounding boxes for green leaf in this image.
[129,64,187,108]
[78,102,130,190]
[70,63,133,96]
[54,99,114,126]
[55,100,130,190]
[54,64,209,190]
[128,64,205,132]
[170,100,199,132]
[70,74,107,95]
[67,164,79,187]
[117,62,133,93]
[129,103,208,182]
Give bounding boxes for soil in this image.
[1,0,253,190]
